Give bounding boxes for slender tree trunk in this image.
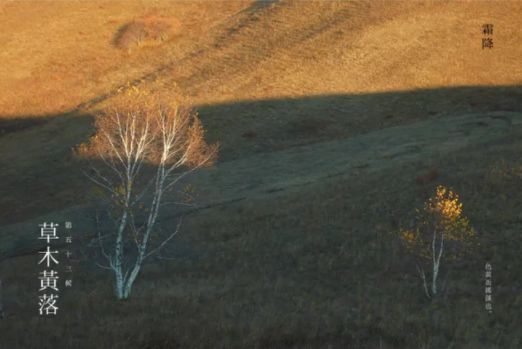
[417,265,431,299]
[0,279,4,319]
[114,210,128,299]
[431,229,444,297]
[123,256,142,299]
[432,262,439,296]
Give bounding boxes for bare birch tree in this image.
[76,90,217,299]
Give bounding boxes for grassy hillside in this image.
[0,1,521,348]
[1,0,521,224]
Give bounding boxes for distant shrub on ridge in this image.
[113,15,180,50]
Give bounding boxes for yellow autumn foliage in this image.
[400,185,476,261]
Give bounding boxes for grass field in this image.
[0,1,521,348]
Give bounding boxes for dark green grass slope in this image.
[1,125,521,348]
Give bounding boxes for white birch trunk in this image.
[429,229,444,298]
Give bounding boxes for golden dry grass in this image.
[0,0,249,116]
[1,0,520,117]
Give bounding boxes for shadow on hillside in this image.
[0,115,51,136]
[0,85,521,232]
[0,112,95,226]
[195,85,522,161]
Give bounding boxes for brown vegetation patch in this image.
[242,130,257,139]
[286,118,331,137]
[113,15,180,50]
[415,168,439,185]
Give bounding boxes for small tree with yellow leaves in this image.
[399,185,476,299]
[76,88,218,300]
